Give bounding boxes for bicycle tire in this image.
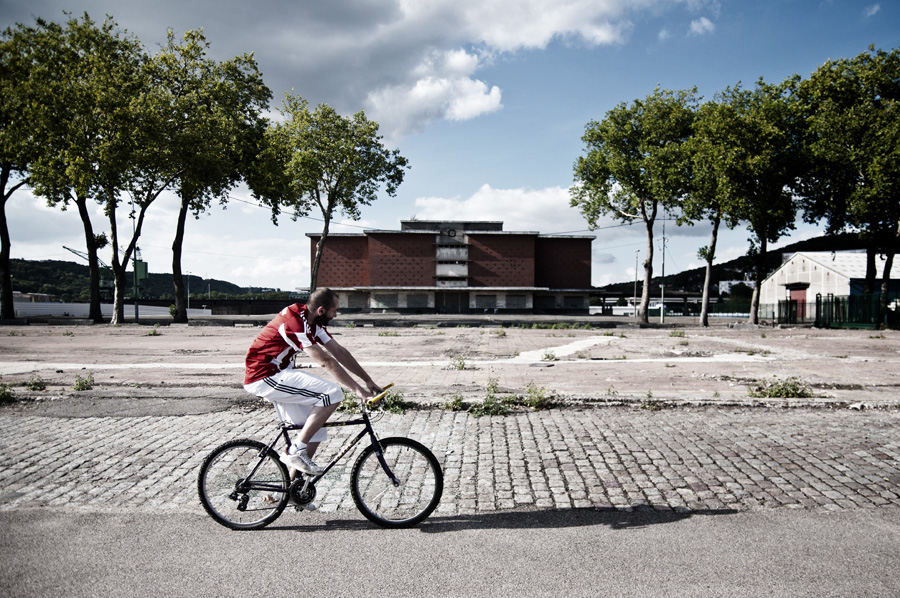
[197,439,290,530]
[350,437,443,528]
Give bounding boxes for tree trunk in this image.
[171,195,190,323]
[108,209,126,325]
[639,212,656,325]
[74,195,104,323]
[749,237,767,325]
[699,216,721,328]
[879,252,895,328]
[864,246,877,295]
[0,166,25,320]
[310,211,331,293]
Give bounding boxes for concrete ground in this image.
[0,318,898,596]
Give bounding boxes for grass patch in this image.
[147,324,162,336]
[377,331,399,337]
[73,373,94,391]
[0,382,14,404]
[448,355,469,370]
[748,376,814,399]
[26,375,47,391]
[440,393,467,412]
[669,330,685,338]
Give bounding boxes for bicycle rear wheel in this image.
[350,437,443,528]
[197,439,290,530]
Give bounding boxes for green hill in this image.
[11,259,249,302]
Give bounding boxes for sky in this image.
[3,0,898,292]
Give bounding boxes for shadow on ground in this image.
[271,506,739,533]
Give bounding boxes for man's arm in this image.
[304,342,379,398]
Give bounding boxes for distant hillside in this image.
[10,259,256,302]
[600,232,866,295]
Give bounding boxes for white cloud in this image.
[689,16,715,35]
[658,28,672,41]
[365,48,503,141]
[864,4,881,17]
[413,184,585,233]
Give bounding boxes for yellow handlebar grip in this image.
[366,382,395,407]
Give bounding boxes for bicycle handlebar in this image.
[365,382,395,408]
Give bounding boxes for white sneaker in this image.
[279,450,324,476]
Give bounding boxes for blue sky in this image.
[3,0,898,291]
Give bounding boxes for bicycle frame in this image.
[240,402,400,498]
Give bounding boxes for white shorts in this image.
[243,369,344,443]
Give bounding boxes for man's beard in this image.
[314,313,333,327]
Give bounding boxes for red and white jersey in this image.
[243,303,332,384]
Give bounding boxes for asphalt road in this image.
[2,507,899,597]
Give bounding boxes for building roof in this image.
[784,251,896,280]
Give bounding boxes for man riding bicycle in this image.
[243,288,381,476]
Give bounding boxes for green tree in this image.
[0,21,54,319]
[723,79,803,324]
[250,94,409,291]
[571,88,697,324]
[23,14,144,323]
[796,46,900,323]
[151,29,271,323]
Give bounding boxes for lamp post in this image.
[187,272,191,311]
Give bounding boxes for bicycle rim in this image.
[198,439,289,530]
[350,437,443,528]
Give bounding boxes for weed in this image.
[542,351,557,361]
[602,331,615,337]
[640,399,664,411]
[491,329,507,337]
[345,322,357,329]
[523,382,552,410]
[441,394,467,412]
[448,355,468,370]
[760,332,767,338]
[605,386,619,397]
[665,363,676,368]
[748,376,813,399]
[669,330,685,338]
[468,395,510,417]
[678,340,689,346]
[646,390,653,399]
[73,372,94,391]
[870,333,886,339]
[0,383,14,404]
[7,331,22,337]
[26,375,47,391]
[377,331,399,337]
[147,324,161,336]
[63,330,74,337]
[835,355,849,359]
[713,391,720,398]
[380,389,415,414]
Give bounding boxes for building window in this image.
[407,294,428,308]
[506,295,526,309]
[374,294,399,308]
[475,295,497,309]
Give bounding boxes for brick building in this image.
[307,220,595,314]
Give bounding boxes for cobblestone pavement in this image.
[1,406,898,517]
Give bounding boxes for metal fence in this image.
[775,293,899,329]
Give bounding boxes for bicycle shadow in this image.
[270,506,738,534]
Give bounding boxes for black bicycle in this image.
[197,384,443,530]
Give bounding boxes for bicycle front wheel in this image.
[197,439,290,530]
[350,437,443,528]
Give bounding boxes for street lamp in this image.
[187,272,191,311]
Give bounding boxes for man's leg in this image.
[295,402,341,448]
